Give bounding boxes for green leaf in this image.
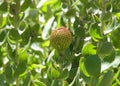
[51,67,60,78]
[21,28,31,46]
[64,81,69,86]
[20,0,32,12]
[4,62,14,83]
[103,48,115,62]
[74,28,85,37]
[0,2,8,12]
[8,29,21,43]
[19,21,26,31]
[6,43,16,60]
[73,16,80,29]
[69,68,78,79]
[29,64,46,70]
[79,58,91,85]
[22,72,31,86]
[14,61,27,77]
[79,58,90,77]
[41,40,50,47]
[0,74,5,86]
[10,2,19,15]
[89,23,102,41]
[99,70,114,86]
[18,48,28,61]
[0,30,6,45]
[34,80,46,86]
[110,26,120,49]
[29,9,39,18]
[61,0,67,3]
[84,55,101,77]
[0,60,3,68]
[102,12,112,21]
[0,14,7,28]
[60,15,66,26]
[51,80,59,86]
[82,42,96,56]
[116,13,120,20]
[93,15,100,23]
[44,5,53,21]
[97,42,114,59]
[65,8,76,18]
[59,69,69,79]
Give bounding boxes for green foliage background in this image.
[0,0,120,86]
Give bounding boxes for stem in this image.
[16,77,19,86]
[68,18,71,29]
[14,1,20,85]
[15,37,19,86]
[15,40,19,63]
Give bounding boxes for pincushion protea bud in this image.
[50,27,72,50]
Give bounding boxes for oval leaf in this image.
[110,26,120,49]
[8,29,21,43]
[84,55,101,76]
[14,61,27,77]
[4,62,14,83]
[51,67,60,78]
[99,70,114,86]
[97,42,114,59]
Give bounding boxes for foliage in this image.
[0,0,120,86]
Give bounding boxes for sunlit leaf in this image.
[80,57,90,77]
[82,42,96,56]
[89,23,102,41]
[34,80,46,86]
[51,67,60,78]
[44,5,53,21]
[116,12,120,20]
[41,40,50,47]
[18,48,28,61]
[0,14,7,28]
[29,64,46,70]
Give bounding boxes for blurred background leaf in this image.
[0,0,120,86]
